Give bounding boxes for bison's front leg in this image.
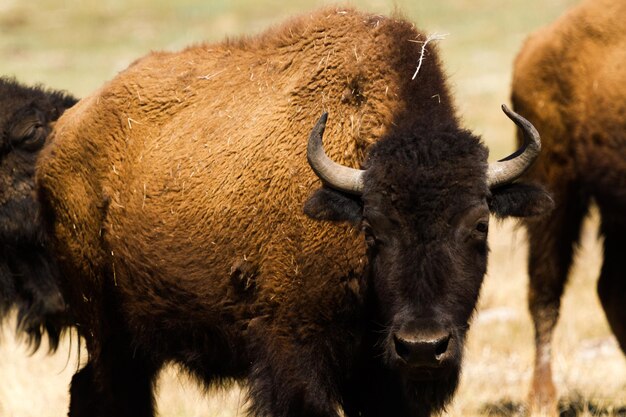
[597,216,626,355]
[245,319,348,417]
[68,339,159,417]
[68,363,99,416]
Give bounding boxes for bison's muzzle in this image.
[390,319,458,379]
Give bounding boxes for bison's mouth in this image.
[403,363,455,381]
[393,356,459,382]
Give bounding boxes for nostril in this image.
[434,335,451,360]
[393,335,411,360]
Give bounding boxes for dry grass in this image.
[1,0,624,415]
[448,209,626,417]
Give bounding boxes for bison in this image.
[0,77,76,351]
[32,7,552,417]
[511,0,626,414]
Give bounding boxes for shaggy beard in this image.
[402,363,461,415]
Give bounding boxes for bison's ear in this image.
[47,91,78,120]
[303,187,362,224]
[489,182,554,218]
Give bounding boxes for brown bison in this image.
[0,77,76,350]
[34,7,551,417]
[512,0,626,414]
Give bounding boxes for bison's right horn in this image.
[487,105,541,188]
[307,113,365,195]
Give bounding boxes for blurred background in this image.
[0,0,624,416]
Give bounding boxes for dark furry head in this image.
[0,77,77,351]
[305,119,552,412]
[361,128,488,391]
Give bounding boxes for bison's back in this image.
[512,0,626,203]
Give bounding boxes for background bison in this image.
[32,7,551,417]
[0,77,76,350]
[512,0,626,415]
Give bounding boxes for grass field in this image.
[1,0,624,416]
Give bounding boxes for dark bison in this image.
[0,77,76,350]
[33,7,551,417]
[512,0,626,414]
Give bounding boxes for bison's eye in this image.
[471,219,489,242]
[18,124,47,150]
[9,109,49,152]
[454,204,489,241]
[362,221,378,247]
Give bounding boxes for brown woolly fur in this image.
[36,7,549,417]
[0,77,76,352]
[512,0,626,415]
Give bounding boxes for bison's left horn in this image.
[307,113,365,195]
[487,104,541,188]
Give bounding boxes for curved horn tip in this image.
[487,104,542,188]
[500,104,528,126]
[316,112,328,129]
[500,104,539,136]
[309,112,328,143]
